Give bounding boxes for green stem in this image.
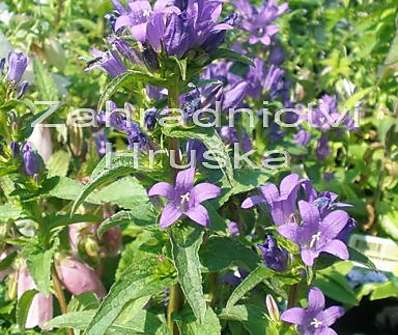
[208,272,219,307]
[167,80,184,335]
[167,284,184,335]
[287,284,299,308]
[52,268,73,335]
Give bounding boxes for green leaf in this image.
[97,206,157,237]
[226,266,273,309]
[370,280,398,300]
[209,48,253,66]
[171,57,188,81]
[85,267,175,335]
[314,265,358,306]
[71,166,134,215]
[97,70,167,111]
[16,289,38,330]
[220,304,269,335]
[348,246,377,271]
[175,307,221,335]
[162,126,234,185]
[32,58,59,101]
[0,203,23,221]
[200,236,260,272]
[47,150,71,177]
[0,251,17,272]
[171,227,206,323]
[26,248,54,295]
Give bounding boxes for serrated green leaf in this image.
[226,266,273,309]
[47,150,71,177]
[220,304,268,335]
[17,289,38,330]
[85,268,175,335]
[348,246,377,271]
[175,307,221,335]
[97,70,167,111]
[200,236,260,272]
[26,249,54,295]
[171,227,206,323]
[32,58,59,101]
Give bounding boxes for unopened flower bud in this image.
[56,257,106,298]
[7,51,28,83]
[22,142,43,176]
[266,294,280,322]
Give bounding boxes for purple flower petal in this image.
[241,195,266,209]
[148,182,174,199]
[301,248,318,267]
[259,183,280,204]
[192,183,221,203]
[319,306,345,326]
[299,201,320,226]
[175,167,195,192]
[320,210,349,239]
[278,223,299,244]
[159,204,182,229]
[185,204,210,227]
[318,328,338,335]
[308,287,325,313]
[146,12,165,51]
[281,307,307,324]
[321,239,349,261]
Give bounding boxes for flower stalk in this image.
[52,267,73,335]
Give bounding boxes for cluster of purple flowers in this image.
[0,51,29,98]
[242,173,355,268]
[87,0,236,77]
[294,95,357,160]
[234,0,288,46]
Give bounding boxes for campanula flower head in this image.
[86,49,127,77]
[316,135,331,160]
[278,201,350,266]
[6,51,28,83]
[148,167,221,228]
[294,129,311,146]
[242,173,305,226]
[281,287,344,335]
[258,235,288,272]
[310,95,356,132]
[22,142,43,177]
[235,0,288,46]
[114,0,234,58]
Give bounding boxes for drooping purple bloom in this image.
[10,141,20,158]
[269,44,285,65]
[294,129,311,146]
[108,36,142,64]
[312,191,352,218]
[281,287,344,335]
[22,142,42,177]
[264,64,285,97]
[316,135,331,160]
[0,58,5,74]
[223,81,249,110]
[7,51,28,83]
[245,58,266,99]
[148,167,221,228]
[258,235,288,272]
[144,108,158,130]
[94,130,107,157]
[278,201,350,266]
[235,0,288,46]
[86,49,127,77]
[242,173,304,226]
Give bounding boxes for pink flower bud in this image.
[17,267,53,329]
[56,257,106,298]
